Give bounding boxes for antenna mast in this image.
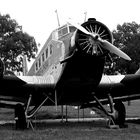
[55,10,60,27]
[84,12,87,22]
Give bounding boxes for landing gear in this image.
[15,104,27,130]
[91,93,127,128]
[113,101,127,128]
[15,93,57,130]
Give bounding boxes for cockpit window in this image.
[58,25,68,39]
[69,26,76,33]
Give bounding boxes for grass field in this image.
[0,100,140,139]
[0,120,140,140]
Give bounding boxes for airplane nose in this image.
[74,18,113,57]
[69,18,131,61]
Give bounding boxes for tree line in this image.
[104,21,140,75]
[0,14,38,74]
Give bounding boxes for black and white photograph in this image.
[0,0,140,139]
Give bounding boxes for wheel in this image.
[75,18,113,57]
[113,101,127,128]
[15,104,27,130]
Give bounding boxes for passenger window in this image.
[46,48,48,59]
[39,58,41,68]
[50,44,53,55]
[35,62,38,71]
[42,53,45,62]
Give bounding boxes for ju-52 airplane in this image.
[0,17,139,130]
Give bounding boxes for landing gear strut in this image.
[14,92,57,130]
[92,93,127,128]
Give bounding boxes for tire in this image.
[114,101,127,127]
[15,104,27,130]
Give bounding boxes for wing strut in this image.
[23,92,58,130]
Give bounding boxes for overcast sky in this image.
[1,0,140,46]
[0,0,140,68]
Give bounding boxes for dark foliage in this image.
[104,22,140,74]
[0,14,38,72]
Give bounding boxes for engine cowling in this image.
[75,18,113,56]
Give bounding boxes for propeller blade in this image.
[101,40,131,61]
[67,20,90,35]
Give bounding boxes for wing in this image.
[0,75,56,108]
[94,74,140,104]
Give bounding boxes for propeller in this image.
[68,20,131,61]
[99,39,131,61]
[68,20,91,35]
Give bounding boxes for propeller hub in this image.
[88,35,101,55]
[94,34,99,40]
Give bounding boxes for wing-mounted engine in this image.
[75,18,113,57]
[0,59,4,78]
